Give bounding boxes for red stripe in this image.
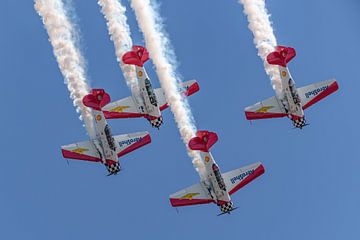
[169,198,213,207]
[216,200,231,205]
[144,115,159,121]
[228,165,265,195]
[184,82,200,97]
[117,134,151,158]
[103,110,145,119]
[61,149,102,162]
[105,160,117,165]
[302,81,339,110]
[290,114,303,120]
[103,110,159,121]
[245,111,287,120]
[160,103,169,111]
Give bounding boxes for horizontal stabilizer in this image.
[83,89,111,111]
[188,130,218,152]
[267,46,296,67]
[183,80,200,97]
[103,96,144,119]
[122,45,149,67]
[156,80,200,111]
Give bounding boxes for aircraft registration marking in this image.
[118,137,143,147]
[230,169,255,184]
[305,85,329,98]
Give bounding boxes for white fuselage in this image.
[92,109,119,164]
[134,66,161,119]
[279,66,304,118]
[200,151,231,205]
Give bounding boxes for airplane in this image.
[244,46,339,128]
[169,130,265,215]
[102,45,200,129]
[61,89,151,175]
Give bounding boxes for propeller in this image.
[293,123,310,129]
[217,207,239,216]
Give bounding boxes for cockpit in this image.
[145,78,158,107]
[104,124,116,151]
[212,164,226,191]
[288,79,301,105]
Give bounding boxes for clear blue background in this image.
[1,0,359,239]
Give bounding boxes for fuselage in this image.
[134,65,163,128]
[200,151,233,213]
[92,109,120,174]
[279,66,306,128]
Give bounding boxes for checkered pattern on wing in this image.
[150,116,163,128]
[106,162,120,175]
[293,117,306,128]
[220,202,234,213]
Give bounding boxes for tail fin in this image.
[188,130,218,152]
[122,45,150,67]
[266,46,296,67]
[83,89,111,111]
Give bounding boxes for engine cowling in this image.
[149,116,163,129]
[105,161,120,175]
[292,117,306,128]
[219,201,234,213]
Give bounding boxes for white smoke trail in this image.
[35,0,96,138]
[239,0,282,95]
[130,0,206,179]
[97,0,139,93]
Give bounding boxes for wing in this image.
[223,162,265,195]
[113,132,151,158]
[169,182,213,207]
[245,96,287,120]
[61,140,102,162]
[297,79,339,110]
[154,80,200,111]
[102,96,144,119]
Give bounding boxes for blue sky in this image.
[1,0,360,239]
